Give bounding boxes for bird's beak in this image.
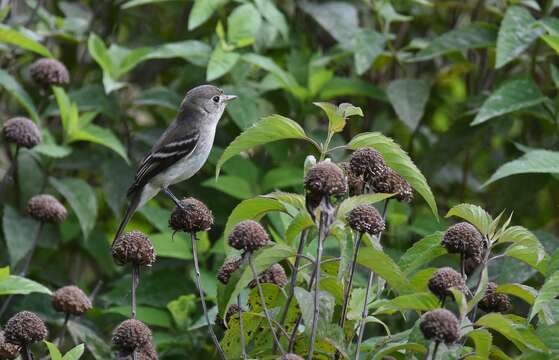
[223,94,238,102]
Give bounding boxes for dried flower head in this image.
[169,197,214,233]
[349,148,387,181]
[442,222,483,259]
[304,161,347,197]
[4,311,48,346]
[216,304,242,329]
[217,256,243,284]
[464,254,483,276]
[346,204,385,235]
[228,220,269,252]
[371,168,413,203]
[428,267,466,299]
[0,331,19,359]
[340,162,364,196]
[112,319,152,354]
[420,309,460,344]
[52,285,92,316]
[479,282,512,313]
[249,263,288,289]
[276,354,304,360]
[112,231,156,266]
[26,194,67,224]
[29,58,70,87]
[2,117,41,148]
[136,342,158,360]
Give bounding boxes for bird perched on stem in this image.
[112,85,236,246]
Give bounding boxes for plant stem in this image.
[131,263,139,319]
[22,345,32,360]
[190,232,226,360]
[339,232,363,329]
[248,254,285,355]
[238,294,247,359]
[429,341,441,360]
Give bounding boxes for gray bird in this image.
[113,84,236,245]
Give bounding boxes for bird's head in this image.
[181,85,237,121]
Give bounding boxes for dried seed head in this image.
[304,161,347,197]
[112,319,152,354]
[428,267,466,299]
[249,263,288,289]
[136,342,158,360]
[442,222,483,259]
[52,285,92,316]
[420,309,460,344]
[2,117,41,148]
[112,231,156,266]
[371,168,413,203]
[169,197,214,233]
[29,58,70,87]
[346,204,385,235]
[276,354,304,360]
[216,304,242,329]
[479,282,512,313]
[349,148,387,181]
[27,194,67,224]
[217,256,243,284]
[4,311,48,346]
[228,220,269,252]
[464,254,483,276]
[0,331,20,359]
[340,162,364,196]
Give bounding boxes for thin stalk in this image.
[248,254,285,355]
[131,263,139,319]
[238,295,247,359]
[13,146,20,208]
[339,232,363,329]
[56,313,70,346]
[355,271,374,359]
[191,232,226,360]
[430,341,441,360]
[22,345,32,360]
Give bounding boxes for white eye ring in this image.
[212,96,220,103]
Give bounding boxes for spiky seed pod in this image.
[420,309,460,344]
[304,161,347,197]
[135,342,158,360]
[228,220,269,252]
[111,231,156,266]
[276,354,304,360]
[29,58,70,87]
[26,194,67,224]
[428,267,466,299]
[216,304,242,329]
[249,263,288,289]
[371,168,413,203]
[346,204,385,235]
[52,285,92,316]
[217,256,243,284]
[2,117,41,148]
[169,197,214,233]
[349,148,387,181]
[442,222,483,260]
[340,162,364,196]
[0,331,19,359]
[112,319,152,354]
[479,282,512,313]
[4,311,48,346]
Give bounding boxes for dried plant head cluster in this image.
[26,194,67,224]
[112,230,156,266]
[217,256,243,285]
[248,263,288,289]
[420,309,460,344]
[29,58,70,88]
[52,285,92,316]
[349,148,387,180]
[442,222,484,261]
[0,331,19,360]
[228,220,269,252]
[2,117,41,148]
[304,161,348,197]
[479,282,512,313]
[371,168,413,203]
[339,162,365,196]
[346,204,386,235]
[428,267,466,299]
[169,197,214,233]
[112,319,152,355]
[4,311,48,346]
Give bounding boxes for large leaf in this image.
[530,271,559,320]
[0,25,53,57]
[50,177,98,239]
[299,1,359,45]
[446,203,492,235]
[45,341,63,360]
[227,3,262,47]
[206,47,240,81]
[216,115,310,177]
[2,205,40,266]
[0,69,39,122]
[471,77,546,125]
[0,275,52,295]
[484,149,559,186]
[497,283,537,305]
[495,6,543,68]
[188,0,228,30]
[476,313,546,352]
[374,292,439,314]
[467,330,493,359]
[62,344,85,360]
[294,287,335,336]
[353,29,385,75]
[399,232,446,275]
[386,78,431,130]
[348,133,438,217]
[357,247,411,294]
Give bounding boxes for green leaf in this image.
[319,77,387,102]
[223,197,287,239]
[0,25,53,57]
[530,271,559,320]
[69,124,129,163]
[299,1,359,44]
[536,324,559,353]
[216,115,309,178]
[446,203,492,235]
[484,149,559,186]
[348,132,438,217]
[261,167,303,192]
[467,330,492,359]
[188,0,228,30]
[386,78,431,130]
[50,177,98,239]
[149,232,192,260]
[371,343,427,360]
[0,275,52,295]
[542,34,559,54]
[495,6,543,68]
[314,102,363,134]
[353,29,385,75]
[476,313,545,352]
[467,267,488,312]
[121,0,175,9]
[497,283,537,305]
[357,247,411,294]
[285,211,314,246]
[87,33,114,77]
[45,341,63,360]
[242,53,305,96]
[2,205,40,266]
[337,193,394,218]
[227,3,262,47]
[412,23,497,61]
[294,287,335,336]
[0,69,39,123]
[399,232,446,275]
[202,176,253,200]
[53,86,78,139]
[62,344,85,360]
[33,143,72,158]
[254,0,288,39]
[471,77,546,125]
[374,292,439,314]
[104,306,173,327]
[206,47,240,81]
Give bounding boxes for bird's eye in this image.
[212,96,220,103]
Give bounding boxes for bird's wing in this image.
[127,121,200,197]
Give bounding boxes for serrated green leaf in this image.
[314,102,363,134]
[0,69,39,123]
[0,25,53,57]
[386,78,431,130]
[530,271,559,320]
[446,203,492,235]
[357,247,411,294]
[484,149,559,186]
[497,283,537,305]
[399,232,446,275]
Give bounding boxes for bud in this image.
[27,194,67,224]
[52,285,92,316]
[228,220,269,252]
[112,319,152,354]
[169,197,214,233]
[479,282,512,313]
[346,204,385,235]
[4,311,48,346]
[427,267,466,299]
[2,117,41,148]
[420,309,460,344]
[29,58,70,87]
[112,231,156,266]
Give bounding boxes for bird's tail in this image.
[111,190,142,248]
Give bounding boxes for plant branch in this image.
[238,294,247,359]
[339,232,363,329]
[131,263,139,319]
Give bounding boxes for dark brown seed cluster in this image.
[52,285,92,316]
[2,117,41,148]
[276,354,304,360]
[217,256,243,284]
[420,309,460,344]
[169,197,214,233]
[27,194,67,224]
[340,162,364,196]
[249,263,288,289]
[479,282,512,313]
[349,148,387,181]
[216,304,242,329]
[346,204,385,235]
[4,311,48,346]
[371,168,413,203]
[428,267,466,299]
[136,342,158,360]
[29,58,70,87]
[112,231,156,266]
[0,331,19,359]
[442,222,483,261]
[112,319,152,354]
[228,220,269,252]
[304,161,347,197]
